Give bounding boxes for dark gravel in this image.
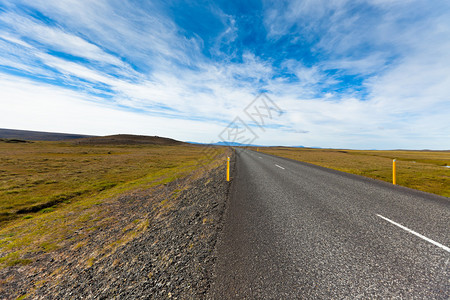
[1,162,231,299]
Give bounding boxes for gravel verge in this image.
[1,159,231,299]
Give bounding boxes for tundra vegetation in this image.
[0,141,224,268]
[260,147,450,197]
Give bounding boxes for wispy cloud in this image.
[0,0,449,149]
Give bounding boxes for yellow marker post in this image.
[257,147,259,152]
[393,159,397,185]
[226,157,230,182]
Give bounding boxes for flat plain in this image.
[0,141,223,268]
[260,147,450,198]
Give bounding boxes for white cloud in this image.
[11,0,201,70]
[0,0,449,149]
[0,12,124,67]
[0,33,33,48]
[0,73,223,142]
[322,53,388,75]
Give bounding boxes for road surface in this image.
[209,148,449,299]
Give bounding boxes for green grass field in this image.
[259,147,450,197]
[0,141,225,268]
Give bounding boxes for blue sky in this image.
[0,0,449,149]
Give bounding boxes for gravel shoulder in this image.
[1,158,231,299]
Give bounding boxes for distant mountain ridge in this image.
[185,141,262,147]
[1,128,312,147]
[186,141,306,148]
[0,129,184,145]
[73,134,184,145]
[0,128,94,141]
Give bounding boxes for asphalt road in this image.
[209,148,449,299]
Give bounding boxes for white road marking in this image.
[259,157,262,159]
[275,164,285,170]
[376,214,450,253]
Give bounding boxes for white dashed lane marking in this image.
[377,214,450,253]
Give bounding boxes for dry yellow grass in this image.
[0,141,225,267]
[259,147,450,197]
[0,142,219,221]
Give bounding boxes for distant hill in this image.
[190,141,267,147]
[213,141,253,147]
[186,141,306,148]
[72,134,185,145]
[0,129,185,145]
[0,128,94,141]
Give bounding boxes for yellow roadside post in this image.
[393,159,397,185]
[226,157,230,181]
[257,147,259,152]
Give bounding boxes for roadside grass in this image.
[259,147,450,197]
[0,141,225,268]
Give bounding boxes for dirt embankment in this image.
[0,158,232,299]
